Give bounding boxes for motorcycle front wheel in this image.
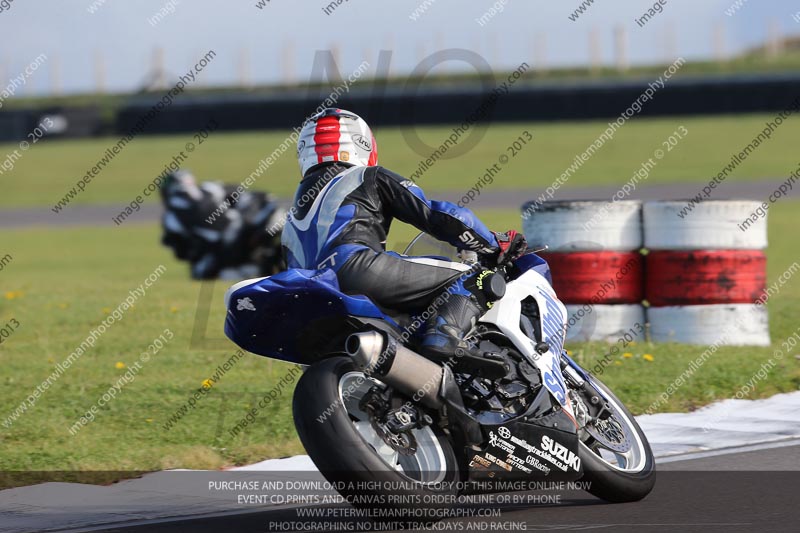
[293,357,460,515]
[577,373,656,503]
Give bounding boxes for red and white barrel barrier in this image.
[646,250,766,306]
[565,304,646,343]
[643,200,770,345]
[647,305,770,346]
[522,200,645,342]
[542,251,644,304]
[521,200,642,251]
[643,200,768,250]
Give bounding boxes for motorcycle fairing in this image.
[224,251,470,363]
[224,268,400,364]
[467,420,582,483]
[512,254,614,405]
[510,253,553,286]
[479,267,578,424]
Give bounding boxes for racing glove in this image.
[491,230,528,266]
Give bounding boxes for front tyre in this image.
[578,374,656,503]
[293,357,460,514]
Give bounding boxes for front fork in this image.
[559,350,612,428]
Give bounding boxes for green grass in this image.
[1,203,798,472]
[0,225,301,472]
[4,113,800,208]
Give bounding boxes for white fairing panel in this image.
[480,270,575,419]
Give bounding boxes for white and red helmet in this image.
[297,108,378,176]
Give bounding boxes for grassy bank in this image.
[3,113,800,208]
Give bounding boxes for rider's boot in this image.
[420,293,485,361]
[419,269,506,364]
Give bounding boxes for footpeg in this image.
[450,349,509,379]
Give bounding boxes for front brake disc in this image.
[585,412,632,453]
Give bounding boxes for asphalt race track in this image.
[89,442,800,533]
[2,180,796,229]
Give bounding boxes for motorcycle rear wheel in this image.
[293,357,460,515]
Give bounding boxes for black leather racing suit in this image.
[281,163,500,311]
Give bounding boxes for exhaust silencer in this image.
[345,331,444,409]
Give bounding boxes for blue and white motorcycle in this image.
[224,233,655,508]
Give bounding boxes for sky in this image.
[1,0,799,97]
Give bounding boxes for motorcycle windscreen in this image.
[224,268,386,364]
[511,253,553,286]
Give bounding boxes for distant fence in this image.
[115,73,800,134]
[2,73,799,142]
[0,107,103,142]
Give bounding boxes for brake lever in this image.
[458,249,479,265]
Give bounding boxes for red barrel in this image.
[541,251,644,304]
[646,250,766,306]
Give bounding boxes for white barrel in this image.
[643,200,768,250]
[648,304,770,346]
[565,304,646,343]
[521,200,642,252]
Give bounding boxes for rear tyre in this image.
[293,357,460,516]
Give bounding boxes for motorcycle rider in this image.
[160,169,285,279]
[282,108,528,362]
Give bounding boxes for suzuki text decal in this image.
[486,427,581,474]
